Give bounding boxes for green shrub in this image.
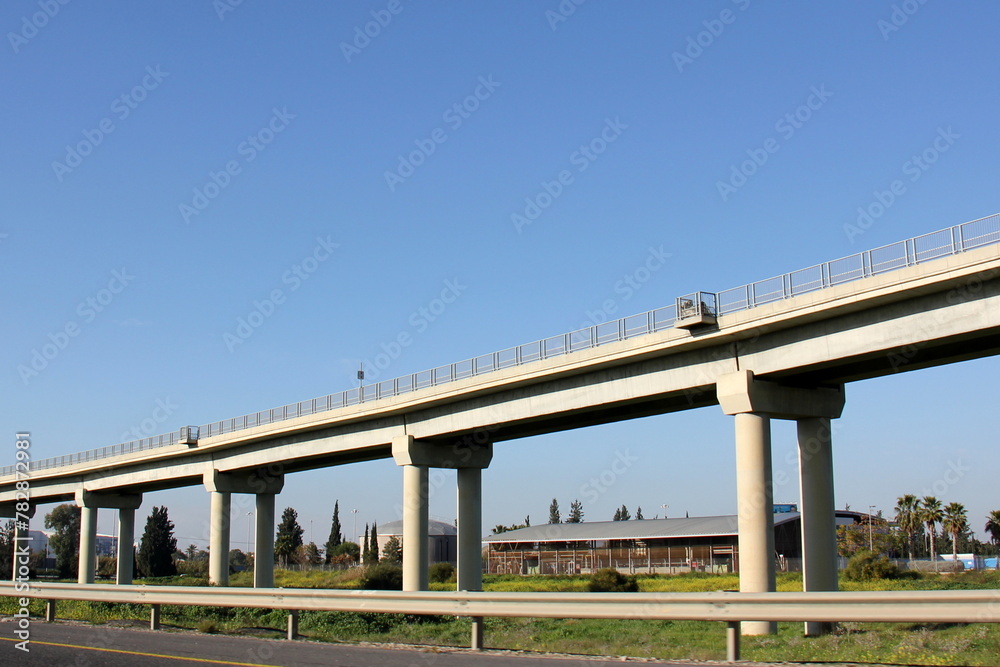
[196,619,219,633]
[429,562,456,583]
[587,568,638,592]
[843,550,902,582]
[359,563,403,590]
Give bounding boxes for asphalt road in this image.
[0,620,706,667]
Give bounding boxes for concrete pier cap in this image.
[202,467,285,494]
[0,504,35,518]
[74,490,143,510]
[717,370,845,419]
[392,434,493,469]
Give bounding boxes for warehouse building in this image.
[485,511,861,575]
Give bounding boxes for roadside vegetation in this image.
[4,568,1000,665]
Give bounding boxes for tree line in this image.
[0,498,399,579]
[839,494,1000,563]
[492,499,656,534]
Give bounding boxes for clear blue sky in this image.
[3,1,998,550]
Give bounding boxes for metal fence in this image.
[5,213,999,478]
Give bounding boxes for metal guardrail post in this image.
[725,621,740,662]
[150,604,161,630]
[470,616,484,650]
[45,599,56,622]
[287,609,299,640]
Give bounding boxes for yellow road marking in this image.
[0,635,279,666]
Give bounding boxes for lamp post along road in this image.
[868,505,875,552]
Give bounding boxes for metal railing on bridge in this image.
[5,213,998,477]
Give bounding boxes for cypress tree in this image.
[137,506,178,578]
[368,522,380,564]
[274,507,304,567]
[567,500,584,523]
[324,500,343,564]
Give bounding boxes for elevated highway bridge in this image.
[4,213,999,636]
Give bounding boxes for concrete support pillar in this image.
[457,467,483,592]
[254,493,276,588]
[798,417,838,636]
[401,464,430,592]
[209,491,231,586]
[116,508,136,585]
[458,466,485,649]
[11,515,31,583]
[734,412,776,636]
[74,490,142,584]
[203,468,283,587]
[718,370,846,637]
[393,433,493,618]
[78,506,98,584]
[392,432,492,645]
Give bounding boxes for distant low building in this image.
[485,511,861,575]
[24,530,119,558]
[377,519,457,565]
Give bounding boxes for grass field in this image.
[3,570,999,665]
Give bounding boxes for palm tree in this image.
[921,496,943,565]
[984,510,1000,568]
[894,494,921,560]
[942,502,968,564]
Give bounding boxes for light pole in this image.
[660,504,669,519]
[868,505,876,552]
[351,509,359,545]
[246,512,253,554]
